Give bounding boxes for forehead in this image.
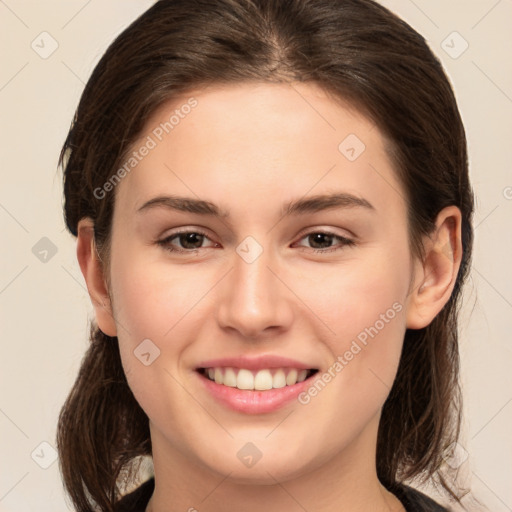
[114,81,405,219]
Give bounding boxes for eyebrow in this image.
[137,192,375,219]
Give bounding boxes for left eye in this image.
[293,231,355,251]
[157,230,354,254]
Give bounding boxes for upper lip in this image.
[196,355,318,371]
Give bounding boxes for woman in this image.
[57,0,476,510]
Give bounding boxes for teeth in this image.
[297,369,308,382]
[224,367,237,387]
[272,369,286,389]
[254,369,273,390]
[286,369,298,386]
[237,369,254,390]
[203,367,314,390]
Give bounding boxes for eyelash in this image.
[156,229,356,255]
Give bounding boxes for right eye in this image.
[157,229,219,253]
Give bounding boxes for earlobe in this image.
[406,206,463,330]
[76,218,117,337]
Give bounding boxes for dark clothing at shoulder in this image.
[393,484,449,511]
[115,477,448,512]
[115,478,155,512]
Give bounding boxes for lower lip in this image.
[196,371,315,414]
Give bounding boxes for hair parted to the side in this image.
[57,0,474,511]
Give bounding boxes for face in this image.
[105,82,416,483]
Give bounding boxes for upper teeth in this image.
[205,367,311,390]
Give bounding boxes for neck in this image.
[146,414,405,512]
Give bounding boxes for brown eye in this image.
[157,230,217,253]
[307,233,335,249]
[295,231,355,252]
[177,232,206,249]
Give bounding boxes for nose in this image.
[215,242,294,339]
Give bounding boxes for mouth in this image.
[195,366,320,414]
[196,367,319,391]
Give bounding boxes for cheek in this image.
[297,245,410,405]
[110,245,214,343]
[107,255,211,441]
[304,247,410,341]
[107,243,212,395]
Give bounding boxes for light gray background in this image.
[1,1,511,510]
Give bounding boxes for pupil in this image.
[309,233,333,249]
[180,233,203,249]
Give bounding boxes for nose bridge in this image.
[216,238,292,337]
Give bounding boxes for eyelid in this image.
[159,226,215,242]
[294,224,357,241]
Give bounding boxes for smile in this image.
[198,367,318,390]
[195,363,320,414]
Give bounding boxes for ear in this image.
[406,206,463,330]
[76,218,117,337]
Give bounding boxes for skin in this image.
[77,82,462,512]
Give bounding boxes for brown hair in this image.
[57,0,475,510]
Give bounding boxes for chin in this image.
[194,438,321,485]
